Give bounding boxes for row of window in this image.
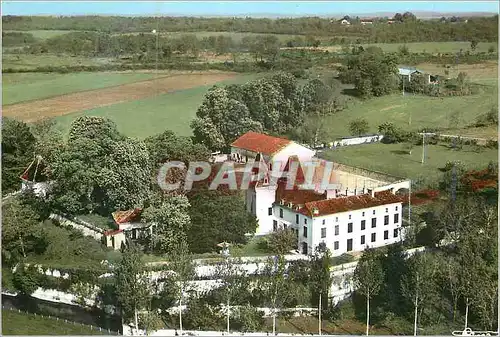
[319,214,399,238]
[274,208,400,226]
[332,229,399,250]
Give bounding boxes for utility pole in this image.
[154,17,159,97]
[421,133,425,164]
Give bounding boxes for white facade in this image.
[272,202,403,256]
[333,135,384,147]
[246,184,278,235]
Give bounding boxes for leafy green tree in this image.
[138,310,164,336]
[115,242,152,335]
[353,248,384,336]
[340,48,399,98]
[233,304,265,332]
[300,78,332,115]
[215,256,248,334]
[470,40,478,51]
[349,118,369,136]
[49,117,150,215]
[398,45,410,56]
[257,255,291,335]
[183,297,223,331]
[168,240,196,335]
[215,35,233,55]
[455,196,498,330]
[1,197,40,265]
[401,252,441,335]
[141,193,191,255]
[379,243,409,316]
[309,244,332,334]
[1,118,36,195]
[268,228,296,255]
[378,122,402,144]
[12,264,40,296]
[408,73,429,94]
[187,192,257,254]
[145,130,210,168]
[30,118,65,173]
[191,86,263,151]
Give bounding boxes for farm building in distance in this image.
[333,134,384,147]
[398,66,440,84]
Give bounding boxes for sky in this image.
[1,1,499,17]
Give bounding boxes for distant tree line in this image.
[3,14,498,43]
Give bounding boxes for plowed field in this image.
[3,72,237,122]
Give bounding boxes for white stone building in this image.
[230,131,316,171]
[333,134,384,147]
[229,132,410,253]
[272,188,404,255]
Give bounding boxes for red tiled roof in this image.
[275,180,327,205]
[301,190,402,217]
[112,208,142,224]
[282,156,305,184]
[282,157,337,189]
[231,131,291,155]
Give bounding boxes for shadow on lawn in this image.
[341,88,361,98]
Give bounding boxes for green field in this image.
[362,41,498,54]
[2,309,108,335]
[323,82,498,139]
[2,72,158,105]
[2,53,115,70]
[5,29,75,39]
[321,142,498,185]
[55,73,263,138]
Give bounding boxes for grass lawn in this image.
[362,41,498,54]
[5,30,76,39]
[55,73,264,138]
[2,309,108,335]
[263,316,395,335]
[323,82,498,140]
[230,235,272,257]
[2,72,158,105]
[2,53,115,70]
[320,142,498,185]
[77,214,117,231]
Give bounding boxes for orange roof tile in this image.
[301,190,402,217]
[104,229,124,236]
[275,180,327,205]
[231,131,291,155]
[112,208,142,224]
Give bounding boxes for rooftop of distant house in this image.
[231,131,292,156]
[398,66,424,75]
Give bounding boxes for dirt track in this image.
[2,72,237,122]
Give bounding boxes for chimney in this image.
[326,189,337,199]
